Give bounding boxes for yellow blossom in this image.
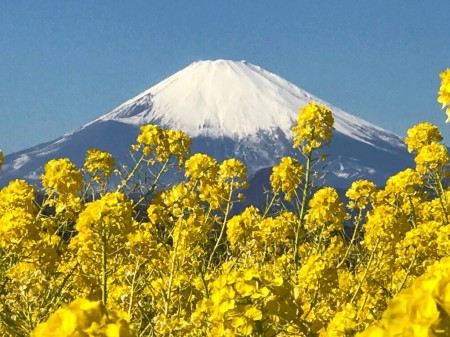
[270,156,303,200]
[84,148,115,182]
[185,153,219,181]
[292,102,334,155]
[414,141,449,174]
[306,187,345,237]
[2,72,450,336]
[41,158,83,199]
[438,68,450,121]
[404,122,443,153]
[136,124,191,163]
[226,206,261,252]
[385,168,423,195]
[346,179,377,210]
[32,298,135,337]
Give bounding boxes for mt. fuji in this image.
[0,60,413,188]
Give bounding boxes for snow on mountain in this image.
[0,59,413,189]
[96,60,404,149]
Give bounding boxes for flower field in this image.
[0,69,449,336]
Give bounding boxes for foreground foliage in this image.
[0,69,449,336]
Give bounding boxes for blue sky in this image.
[1,1,449,154]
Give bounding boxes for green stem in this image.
[128,258,143,317]
[394,248,417,296]
[337,212,362,269]
[117,154,145,192]
[408,195,418,229]
[435,171,449,224]
[134,158,170,208]
[294,152,312,269]
[351,238,380,304]
[101,229,108,305]
[207,188,234,268]
[164,213,184,315]
[262,193,277,217]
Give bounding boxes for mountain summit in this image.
[95,59,404,148]
[0,60,413,188]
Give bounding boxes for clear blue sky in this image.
[1,1,449,154]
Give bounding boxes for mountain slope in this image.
[0,59,413,188]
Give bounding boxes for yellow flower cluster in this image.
[292,102,334,155]
[84,148,115,183]
[185,153,219,179]
[69,192,134,302]
[438,68,450,121]
[2,68,450,336]
[415,141,449,174]
[32,298,135,337]
[357,257,450,336]
[41,158,83,216]
[384,168,423,196]
[227,206,262,252]
[404,122,443,153]
[0,179,37,249]
[259,211,296,254]
[136,124,191,163]
[404,122,449,179]
[192,264,290,337]
[185,154,247,209]
[41,158,83,195]
[306,187,345,239]
[346,179,377,210]
[270,156,303,201]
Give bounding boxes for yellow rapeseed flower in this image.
[385,168,423,195]
[415,141,449,174]
[405,122,443,154]
[346,179,377,210]
[41,158,83,196]
[292,102,334,155]
[226,206,261,252]
[438,68,450,121]
[136,124,191,163]
[32,298,135,337]
[84,148,115,182]
[306,187,345,237]
[185,153,219,181]
[270,156,303,200]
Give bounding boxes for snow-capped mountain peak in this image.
[99,60,298,139]
[0,59,413,188]
[97,60,403,149]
